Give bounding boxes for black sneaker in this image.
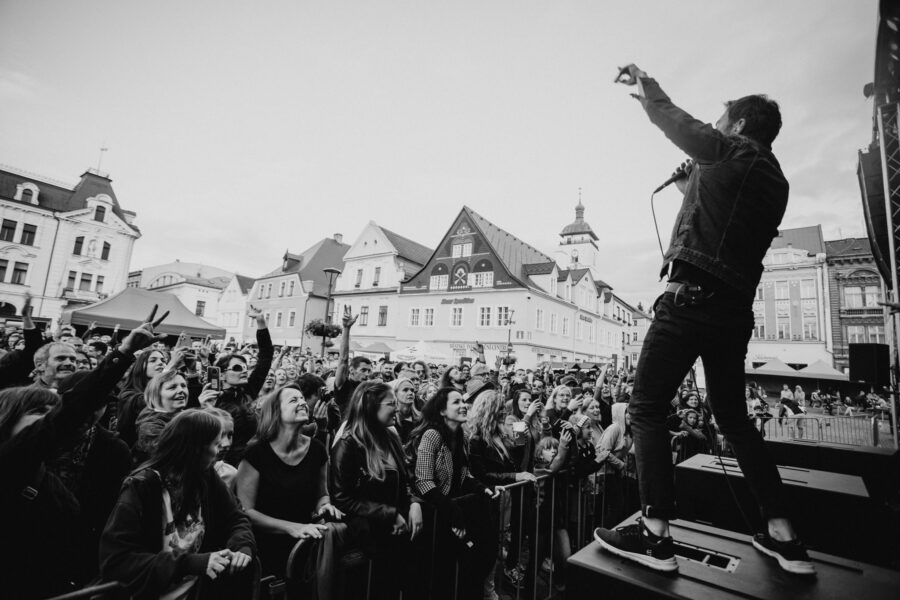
[752,533,816,575]
[594,519,678,572]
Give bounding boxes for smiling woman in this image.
[133,369,189,463]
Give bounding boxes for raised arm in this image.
[334,306,358,390]
[245,305,273,398]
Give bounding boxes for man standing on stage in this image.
[594,64,815,575]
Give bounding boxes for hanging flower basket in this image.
[305,318,342,338]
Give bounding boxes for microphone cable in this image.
[650,190,666,260]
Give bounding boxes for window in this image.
[847,325,866,344]
[0,219,17,242]
[536,309,544,330]
[67,270,77,289]
[289,281,295,296]
[0,260,6,282]
[289,311,296,327]
[753,311,765,339]
[378,306,388,326]
[264,312,271,324]
[79,272,92,291]
[452,242,473,258]
[410,308,420,327]
[11,262,27,285]
[755,286,764,301]
[562,317,569,336]
[355,269,363,288]
[775,280,789,300]
[550,313,558,333]
[359,306,369,326]
[470,271,494,288]
[868,325,886,344]
[96,275,104,293]
[94,206,106,222]
[19,224,36,246]
[373,267,381,287]
[429,274,449,290]
[865,286,881,307]
[266,283,272,298]
[279,282,285,297]
[101,241,110,260]
[257,284,264,299]
[424,308,434,327]
[800,278,816,298]
[73,236,84,255]
[801,299,818,341]
[479,306,492,327]
[196,301,206,317]
[275,311,283,327]
[497,306,510,326]
[451,307,463,327]
[575,320,583,340]
[776,321,790,340]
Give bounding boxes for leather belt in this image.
[665,280,714,306]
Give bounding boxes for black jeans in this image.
[629,290,788,523]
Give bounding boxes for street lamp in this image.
[322,267,342,357]
[504,309,516,367]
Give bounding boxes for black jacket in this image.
[0,349,134,599]
[331,431,414,532]
[0,327,44,389]
[468,436,525,488]
[639,77,789,298]
[99,468,255,600]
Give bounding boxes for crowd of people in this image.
[1,295,725,600]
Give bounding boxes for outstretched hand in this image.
[614,63,647,85]
[119,305,170,355]
[342,305,358,328]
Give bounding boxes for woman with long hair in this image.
[100,410,256,600]
[235,384,346,598]
[331,381,424,598]
[116,348,168,447]
[409,387,498,600]
[133,369,189,463]
[391,376,421,444]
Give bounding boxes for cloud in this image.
[0,67,37,100]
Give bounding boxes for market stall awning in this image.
[799,360,850,381]
[364,341,396,354]
[64,287,226,339]
[748,358,798,377]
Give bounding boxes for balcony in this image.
[839,307,884,318]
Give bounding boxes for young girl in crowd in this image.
[409,387,498,600]
[134,369,189,464]
[595,403,633,527]
[331,382,424,599]
[533,435,571,590]
[235,384,347,599]
[391,376,421,444]
[100,410,256,600]
[203,406,238,489]
[116,348,167,447]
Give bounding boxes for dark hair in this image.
[297,373,326,401]
[88,341,108,355]
[0,386,59,443]
[214,352,247,372]
[725,95,782,148]
[510,388,533,420]
[350,356,372,370]
[438,366,460,389]
[345,381,399,480]
[408,387,467,470]
[255,384,303,443]
[139,409,221,522]
[124,350,165,394]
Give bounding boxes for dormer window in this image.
[14,182,39,205]
[94,206,106,222]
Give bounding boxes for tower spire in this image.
[575,187,585,219]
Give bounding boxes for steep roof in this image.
[0,165,136,230]
[770,225,825,255]
[825,237,872,258]
[234,274,256,294]
[258,237,349,295]
[379,226,433,266]
[523,262,557,275]
[594,279,612,290]
[568,268,592,283]
[464,206,555,284]
[559,201,598,240]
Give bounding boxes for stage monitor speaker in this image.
[857,148,893,285]
[849,342,890,386]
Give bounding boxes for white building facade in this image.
[0,166,139,326]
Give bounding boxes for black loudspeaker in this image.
[849,343,890,386]
[857,149,893,285]
[567,513,900,600]
[674,454,887,566]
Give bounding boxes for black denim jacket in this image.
[639,77,789,299]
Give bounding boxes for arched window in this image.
[94,206,106,222]
[471,259,494,288]
[101,242,111,260]
[73,236,84,255]
[429,263,449,291]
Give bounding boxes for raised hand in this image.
[119,304,170,355]
[342,305,358,328]
[614,63,646,85]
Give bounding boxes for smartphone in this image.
[207,366,222,391]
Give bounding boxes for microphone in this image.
[653,159,693,193]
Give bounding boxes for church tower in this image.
[555,195,601,277]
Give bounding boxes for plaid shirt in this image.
[413,429,471,496]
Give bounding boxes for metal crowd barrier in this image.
[758,414,895,448]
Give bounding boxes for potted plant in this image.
[305,318,342,339]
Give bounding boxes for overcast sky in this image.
[0,1,877,308]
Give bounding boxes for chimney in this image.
[334,233,343,244]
